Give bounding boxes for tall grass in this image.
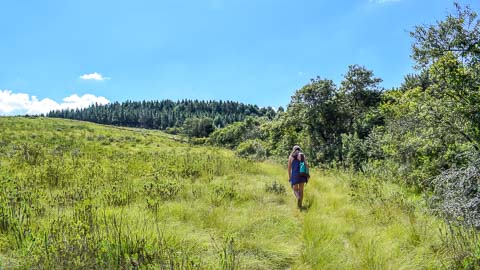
[295,170,456,269]
[0,117,299,269]
[0,117,474,269]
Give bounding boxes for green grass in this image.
[296,171,453,270]
[0,117,463,269]
[0,117,301,269]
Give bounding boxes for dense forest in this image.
[47,100,277,137]
[48,4,480,231]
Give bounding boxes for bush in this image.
[190,137,207,145]
[208,122,247,149]
[342,133,367,171]
[182,117,215,138]
[210,183,238,206]
[208,117,263,149]
[265,181,286,195]
[430,158,480,228]
[236,139,267,160]
[143,180,182,201]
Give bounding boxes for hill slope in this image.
[0,117,452,269]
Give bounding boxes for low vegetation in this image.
[1,117,477,269]
[0,117,300,269]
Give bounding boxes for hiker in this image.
[288,145,309,209]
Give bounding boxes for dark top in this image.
[290,159,308,185]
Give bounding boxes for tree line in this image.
[47,99,277,137]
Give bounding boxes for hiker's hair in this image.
[298,152,305,162]
[290,149,300,158]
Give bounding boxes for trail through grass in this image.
[297,171,452,269]
[0,117,454,269]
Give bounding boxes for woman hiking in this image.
[288,145,309,209]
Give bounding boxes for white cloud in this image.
[79,72,110,81]
[0,90,110,115]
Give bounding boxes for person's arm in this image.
[287,156,292,180]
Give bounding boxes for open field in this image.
[0,117,454,269]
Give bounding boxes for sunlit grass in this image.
[296,171,452,270]
[0,117,300,269]
[0,117,461,269]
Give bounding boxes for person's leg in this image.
[292,184,300,199]
[293,183,302,208]
[298,182,305,208]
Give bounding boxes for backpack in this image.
[299,161,309,178]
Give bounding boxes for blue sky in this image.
[1,0,479,115]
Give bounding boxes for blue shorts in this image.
[290,176,307,186]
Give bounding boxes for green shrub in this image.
[236,139,267,160]
[265,181,286,195]
[143,180,182,201]
[210,183,238,206]
[103,182,138,206]
[217,234,239,270]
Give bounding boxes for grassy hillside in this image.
[0,117,456,269]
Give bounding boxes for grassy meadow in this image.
[0,117,457,269]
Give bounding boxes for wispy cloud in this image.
[79,72,110,81]
[0,90,110,115]
[369,0,401,4]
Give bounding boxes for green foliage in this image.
[260,115,304,157]
[144,180,182,201]
[210,182,238,206]
[182,117,215,138]
[343,4,480,206]
[102,182,137,206]
[279,65,382,165]
[341,132,367,171]
[208,117,263,149]
[264,181,286,195]
[410,3,480,69]
[371,52,479,187]
[430,157,480,228]
[236,139,267,160]
[400,70,431,92]
[440,222,480,269]
[382,3,480,190]
[47,99,277,132]
[208,121,248,149]
[287,77,342,163]
[218,234,239,270]
[0,177,35,249]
